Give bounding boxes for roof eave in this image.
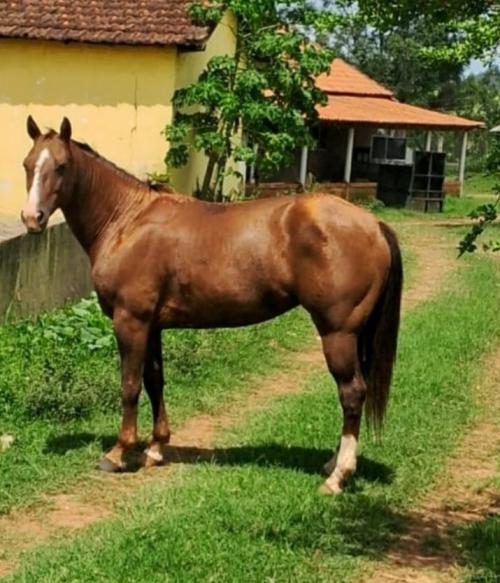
[318,118,485,130]
[0,30,211,49]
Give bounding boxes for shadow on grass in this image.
[169,443,394,485]
[43,434,403,562]
[45,434,394,486]
[44,431,116,454]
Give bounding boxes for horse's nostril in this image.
[37,210,45,224]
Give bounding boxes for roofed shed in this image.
[259,59,484,209]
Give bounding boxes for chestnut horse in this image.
[21,117,402,494]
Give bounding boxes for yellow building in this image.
[0,1,237,220]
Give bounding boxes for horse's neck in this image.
[63,146,154,258]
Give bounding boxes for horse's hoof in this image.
[141,445,167,469]
[318,481,342,496]
[97,457,122,473]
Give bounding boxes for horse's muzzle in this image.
[20,209,47,234]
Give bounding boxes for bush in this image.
[0,294,119,421]
[0,294,312,423]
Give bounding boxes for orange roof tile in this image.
[316,58,394,97]
[317,95,484,129]
[0,0,209,47]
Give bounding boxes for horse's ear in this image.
[27,115,41,140]
[59,117,72,143]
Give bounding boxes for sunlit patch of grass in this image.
[371,194,498,222]
[463,173,498,196]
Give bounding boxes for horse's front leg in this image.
[98,308,149,472]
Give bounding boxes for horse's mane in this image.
[70,138,185,200]
[41,129,196,204]
[147,181,176,194]
[71,139,147,190]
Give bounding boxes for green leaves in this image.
[458,187,500,256]
[164,0,333,200]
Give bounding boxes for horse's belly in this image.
[157,288,297,329]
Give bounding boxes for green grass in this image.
[7,253,500,582]
[372,194,499,222]
[457,516,500,582]
[0,298,314,515]
[463,173,499,196]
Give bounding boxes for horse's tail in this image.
[360,221,403,433]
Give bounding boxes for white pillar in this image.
[459,131,468,197]
[425,131,432,151]
[299,145,309,186]
[344,127,355,183]
[437,134,444,152]
[249,143,258,184]
[239,134,248,189]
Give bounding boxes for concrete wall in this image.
[0,223,92,322]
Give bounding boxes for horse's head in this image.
[21,116,74,233]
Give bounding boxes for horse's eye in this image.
[56,163,66,175]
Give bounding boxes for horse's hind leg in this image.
[318,330,367,494]
[142,329,171,467]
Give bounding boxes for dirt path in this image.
[366,233,500,583]
[401,225,456,312]
[0,223,458,578]
[366,349,500,583]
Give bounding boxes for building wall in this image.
[0,39,178,218]
[0,13,237,220]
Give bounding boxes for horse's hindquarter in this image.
[286,196,391,331]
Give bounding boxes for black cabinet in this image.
[377,164,413,207]
[408,151,446,212]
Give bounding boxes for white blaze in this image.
[27,148,51,212]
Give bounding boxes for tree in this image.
[165,1,333,201]
[165,0,499,205]
[329,18,464,109]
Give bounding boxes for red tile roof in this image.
[316,59,484,130]
[318,95,484,129]
[0,0,209,47]
[317,58,394,97]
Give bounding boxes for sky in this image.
[466,57,500,75]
